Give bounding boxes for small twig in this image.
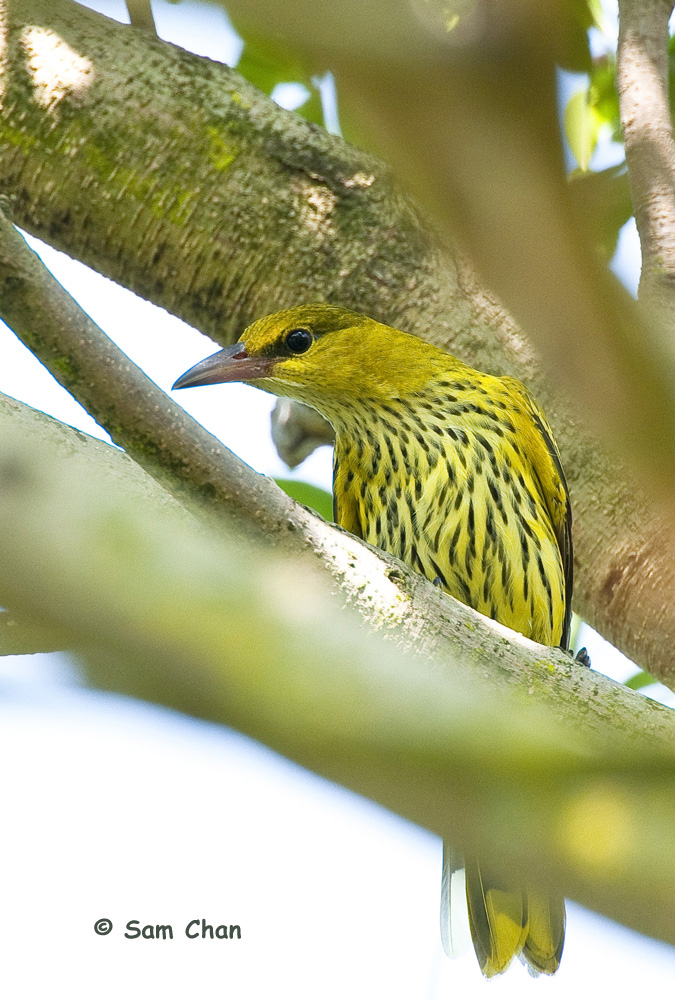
[125,0,157,35]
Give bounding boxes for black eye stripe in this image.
[285,328,313,354]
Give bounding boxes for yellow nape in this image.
[241,303,467,410]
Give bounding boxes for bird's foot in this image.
[563,645,591,668]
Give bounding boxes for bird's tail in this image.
[441,843,565,977]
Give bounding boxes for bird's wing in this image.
[506,381,573,649]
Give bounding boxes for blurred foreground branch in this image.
[0,611,65,655]
[1,393,675,943]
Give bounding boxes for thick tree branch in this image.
[2,392,675,945]
[618,0,675,315]
[3,0,675,687]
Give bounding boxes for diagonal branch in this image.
[0,211,303,538]
[2,391,675,944]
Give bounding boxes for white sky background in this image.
[1,1,674,997]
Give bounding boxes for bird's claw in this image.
[563,646,591,668]
[574,646,591,668]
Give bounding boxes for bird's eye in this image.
[285,328,313,354]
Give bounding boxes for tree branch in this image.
[270,398,335,468]
[125,0,156,35]
[3,0,675,687]
[0,211,312,539]
[2,390,675,944]
[617,0,675,314]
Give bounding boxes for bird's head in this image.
[172,304,449,421]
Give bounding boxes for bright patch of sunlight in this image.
[21,26,94,112]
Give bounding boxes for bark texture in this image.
[618,0,675,312]
[1,0,675,683]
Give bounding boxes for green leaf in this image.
[564,88,603,171]
[292,85,325,128]
[568,163,633,259]
[235,30,308,96]
[275,478,333,521]
[233,27,329,128]
[589,56,621,142]
[624,670,657,691]
[585,0,605,32]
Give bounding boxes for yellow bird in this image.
[174,304,572,977]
